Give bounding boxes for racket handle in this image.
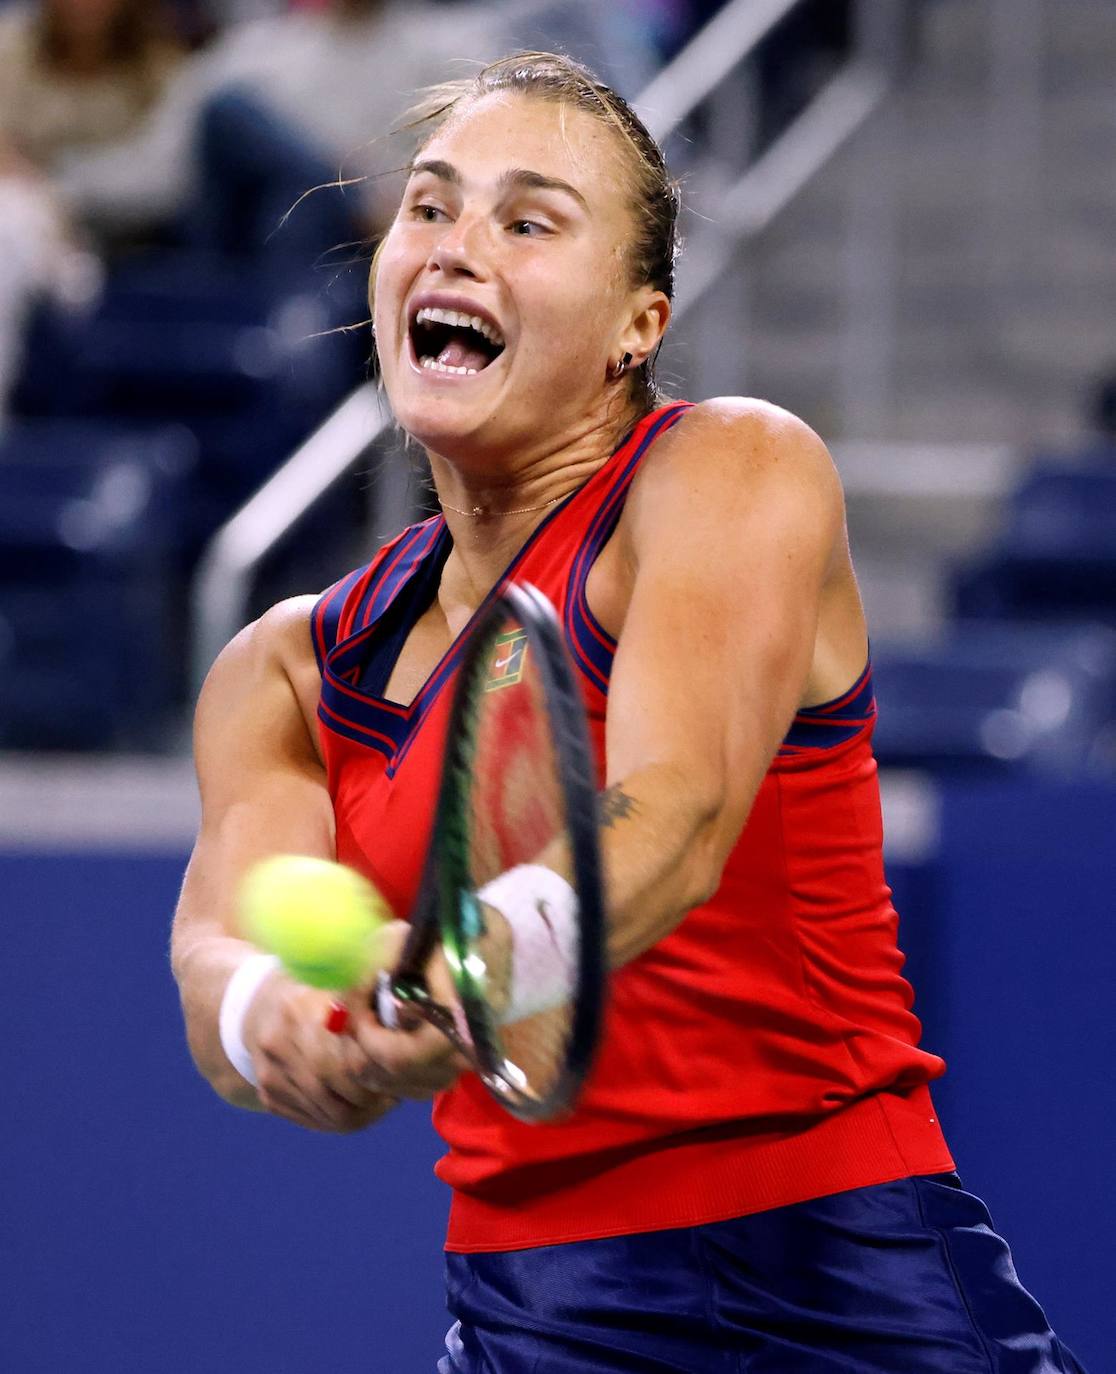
[375,969,402,1029]
[324,1000,350,1034]
[324,975,399,1035]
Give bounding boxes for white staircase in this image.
[733,0,1116,448]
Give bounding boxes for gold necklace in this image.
[438,495,562,519]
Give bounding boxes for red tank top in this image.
[313,402,953,1252]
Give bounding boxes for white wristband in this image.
[219,953,281,1086]
[476,864,579,1024]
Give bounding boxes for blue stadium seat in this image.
[15,263,363,525]
[5,233,367,754]
[1010,467,1116,550]
[954,464,1116,625]
[0,420,199,749]
[871,622,1116,775]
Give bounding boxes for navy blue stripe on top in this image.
[312,565,367,678]
[557,398,876,754]
[313,399,874,768]
[314,405,691,773]
[565,402,694,692]
[779,659,875,754]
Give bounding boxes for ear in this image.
[616,287,671,369]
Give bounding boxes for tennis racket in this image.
[373,581,605,1122]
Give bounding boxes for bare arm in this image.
[593,399,846,962]
[471,399,849,1015]
[486,399,845,982]
[172,600,344,1108]
[171,599,463,1129]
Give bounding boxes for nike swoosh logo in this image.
[494,653,514,669]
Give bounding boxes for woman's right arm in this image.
[171,599,399,1133]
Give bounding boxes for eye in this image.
[411,202,448,223]
[509,219,549,237]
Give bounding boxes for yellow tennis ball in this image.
[238,855,391,990]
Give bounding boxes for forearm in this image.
[595,764,735,966]
[517,761,742,972]
[172,911,269,1111]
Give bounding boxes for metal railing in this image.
[639,0,804,140]
[190,383,391,690]
[191,0,908,691]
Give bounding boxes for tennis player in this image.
[172,52,1086,1373]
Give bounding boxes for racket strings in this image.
[465,624,580,1101]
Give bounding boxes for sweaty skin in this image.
[171,93,866,1132]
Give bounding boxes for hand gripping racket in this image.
[366,582,605,1122]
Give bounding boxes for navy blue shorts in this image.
[439,1174,1086,1373]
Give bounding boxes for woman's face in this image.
[373,93,656,468]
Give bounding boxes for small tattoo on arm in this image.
[598,784,638,828]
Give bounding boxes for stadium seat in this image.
[953,465,1116,625]
[4,216,369,755]
[871,622,1116,776]
[0,421,199,749]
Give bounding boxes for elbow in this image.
[681,830,726,911]
[675,773,731,911]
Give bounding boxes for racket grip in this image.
[324,1000,350,1034]
[324,976,399,1034]
[375,969,401,1029]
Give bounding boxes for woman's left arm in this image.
[593,397,845,966]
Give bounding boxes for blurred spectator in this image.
[36,0,675,258]
[53,0,500,244]
[0,143,99,420]
[0,0,185,175]
[1090,366,1116,451]
[1,0,678,419]
[0,0,185,417]
[50,0,664,240]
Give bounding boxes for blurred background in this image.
[1,0,1113,1369]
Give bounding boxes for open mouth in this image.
[409,306,506,376]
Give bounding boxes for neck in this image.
[429,407,634,618]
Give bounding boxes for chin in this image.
[387,361,511,456]
[394,392,497,459]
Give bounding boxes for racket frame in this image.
[382,581,606,1121]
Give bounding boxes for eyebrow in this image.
[408,159,590,213]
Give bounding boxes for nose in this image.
[427,214,489,281]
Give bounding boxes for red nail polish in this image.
[325,1002,350,1034]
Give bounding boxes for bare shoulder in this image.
[657,395,838,485]
[625,396,843,538]
[199,596,316,706]
[195,595,322,778]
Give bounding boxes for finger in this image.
[289,1014,369,1107]
[257,1069,337,1131]
[250,981,392,1128]
[322,1058,391,1111]
[324,1000,350,1034]
[361,1051,462,1095]
[260,1079,393,1133]
[263,1044,391,1131]
[345,1016,464,1095]
[318,1087,398,1131]
[257,1090,325,1132]
[337,1033,397,1093]
[256,1009,367,1124]
[287,1014,393,1116]
[350,1013,459,1081]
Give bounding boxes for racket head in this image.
[432,581,606,1121]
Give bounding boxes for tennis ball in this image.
[239,855,391,990]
